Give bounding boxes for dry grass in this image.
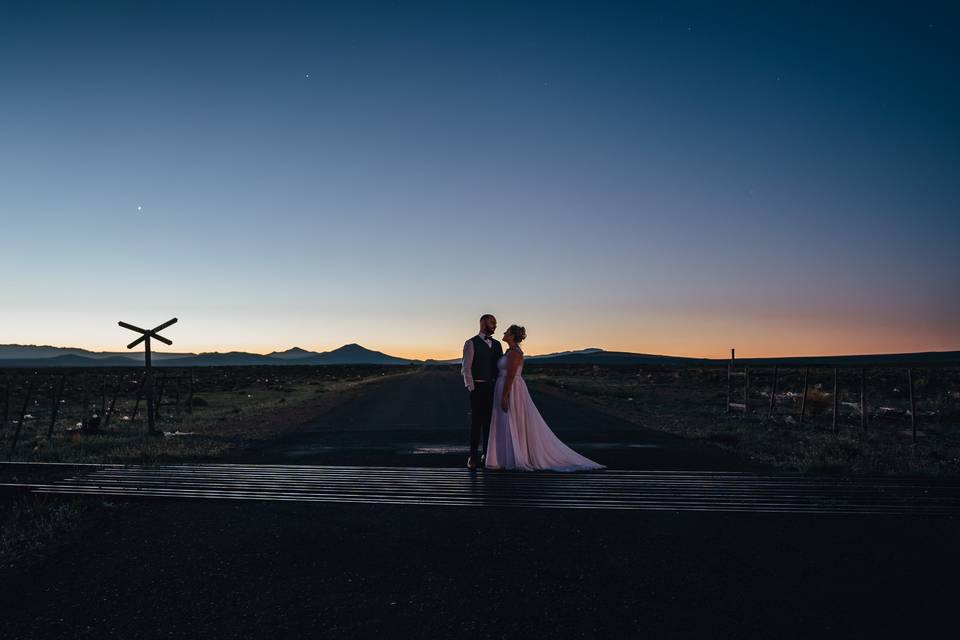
[1,366,416,465]
[525,364,960,477]
[0,365,417,569]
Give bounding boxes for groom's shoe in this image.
[478,455,486,469]
[466,456,478,470]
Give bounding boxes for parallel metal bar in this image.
[70,468,960,490]
[5,461,958,515]
[59,471,956,492]
[15,484,955,515]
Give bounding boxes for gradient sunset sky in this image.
[1,1,958,360]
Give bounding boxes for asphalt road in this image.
[2,369,958,638]
[235,368,757,470]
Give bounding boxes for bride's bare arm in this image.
[500,351,523,412]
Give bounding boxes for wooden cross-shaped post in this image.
[118,317,177,436]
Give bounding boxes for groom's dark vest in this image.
[470,335,502,382]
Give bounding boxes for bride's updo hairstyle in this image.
[506,325,526,344]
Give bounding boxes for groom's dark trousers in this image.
[469,381,495,459]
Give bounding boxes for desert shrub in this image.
[804,388,832,416]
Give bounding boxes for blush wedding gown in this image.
[485,350,605,472]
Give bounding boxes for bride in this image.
[484,325,605,472]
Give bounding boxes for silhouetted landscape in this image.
[3,343,959,368]
[3,1,959,637]
[0,343,415,367]
[2,360,958,476]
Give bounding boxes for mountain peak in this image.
[312,343,413,364]
[267,346,320,360]
[333,343,370,352]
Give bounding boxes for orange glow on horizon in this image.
[29,335,959,362]
[4,308,956,362]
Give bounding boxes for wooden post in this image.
[859,368,866,432]
[155,370,168,419]
[118,317,176,437]
[186,372,195,415]
[103,376,121,429]
[768,366,779,419]
[726,349,733,413]
[174,374,182,418]
[799,368,809,426]
[80,375,91,425]
[131,373,143,421]
[743,367,749,415]
[908,368,916,444]
[8,375,36,457]
[145,335,156,435]
[47,374,66,438]
[1,378,9,432]
[832,367,839,434]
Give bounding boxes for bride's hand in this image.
[500,394,509,412]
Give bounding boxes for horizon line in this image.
[2,341,958,362]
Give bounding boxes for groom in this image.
[461,313,502,470]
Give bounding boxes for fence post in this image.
[1,377,9,432]
[908,368,916,444]
[131,372,146,422]
[155,370,168,419]
[743,367,750,415]
[47,374,66,438]
[8,375,37,457]
[799,368,809,426]
[726,349,733,413]
[187,372,195,415]
[768,366,779,419]
[832,368,839,434]
[103,376,121,429]
[80,375,92,425]
[174,374,182,418]
[859,368,866,432]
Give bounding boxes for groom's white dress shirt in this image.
[461,332,493,391]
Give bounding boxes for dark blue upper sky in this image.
[1,1,957,357]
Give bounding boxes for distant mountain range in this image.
[0,343,957,368]
[0,343,415,367]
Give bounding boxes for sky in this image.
[1,1,958,360]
